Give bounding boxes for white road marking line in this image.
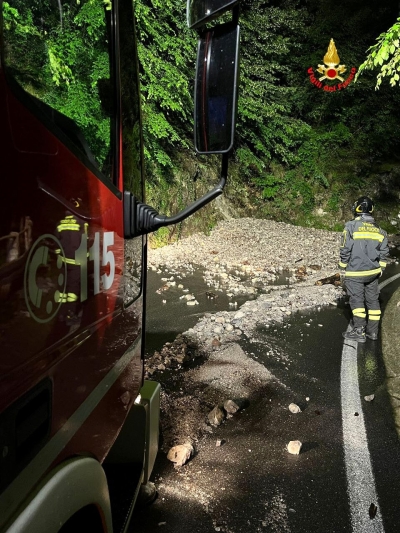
[341,337,384,532]
[340,271,400,530]
[378,272,400,290]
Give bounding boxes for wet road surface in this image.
[131,263,400,533]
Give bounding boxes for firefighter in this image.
[339,196,389,343]
[55,201,87,329]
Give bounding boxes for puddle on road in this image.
[145,257,400,373]
[145,264,324,356]
[145,266,259,354]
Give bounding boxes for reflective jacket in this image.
[339,214,389,278]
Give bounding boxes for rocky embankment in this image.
[148,218,341,293]
[144,219,346,456]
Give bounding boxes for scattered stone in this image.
[167,443,194,467]
[354,412,359,416]
[212,338,222,350]
[137,482,157,506]
[216,439,224,447]
[306,397,310,401]
[369,503,378,519]
[224,399,240,415]
[288,403,302,414]
[364,394,375,402]
[208,406,225,427]
[158,522,167,527]
[287,440,302,455]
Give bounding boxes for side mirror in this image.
[124,4,241,238]
[194,22,239,154]
[187,0,239,29]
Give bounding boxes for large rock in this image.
[382,286,400,438]
[287,440,302,455]
[167,443,194,467]
[288,403,302,414]
[208,406,225,426]
[224,399,240,415]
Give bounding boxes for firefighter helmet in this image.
[353,196,374,215]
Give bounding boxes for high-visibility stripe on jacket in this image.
[339,214,389,278]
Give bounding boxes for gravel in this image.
[148,218,341,291]
[144,218,345,451]
[133,219,398,532]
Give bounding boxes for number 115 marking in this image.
[75,231,115,302]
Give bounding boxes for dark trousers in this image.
[345,275,381,334]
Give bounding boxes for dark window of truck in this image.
[2,0,115,182]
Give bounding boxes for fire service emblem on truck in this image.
[308,39,356,92]
[24,231,116,323]
[24,235,68,324]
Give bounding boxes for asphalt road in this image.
[130,265,400,533]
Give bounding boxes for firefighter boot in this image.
[342,326,366,343]
[366,324,379,341]
[366,310,380,340]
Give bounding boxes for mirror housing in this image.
[194,22,239,154]
[187,0,239,29]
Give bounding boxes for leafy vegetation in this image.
[357,17,400,89]
[135,0,195,177]
[135,0,400,230]
[3,0,113,172]
[3,0,400,235]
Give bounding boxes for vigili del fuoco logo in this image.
[308,38,356,92]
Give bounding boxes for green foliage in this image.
[135,0,196,180]
[3,0,112,168]
[241,0,400,224]
[237,0,310,170]
[357,18,400,88]
[4,0,400,232]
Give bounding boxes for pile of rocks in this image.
[184,283,342,349]
[148,218,342,295]
[144,219,346,470]
[145,334,205,377]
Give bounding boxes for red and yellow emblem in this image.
[307,38,356,92]
[317,39,347,82]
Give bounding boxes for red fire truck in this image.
[0,0,239,531]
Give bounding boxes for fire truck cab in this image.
[0,0,239,531]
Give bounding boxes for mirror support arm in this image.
[124,154,229,238]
